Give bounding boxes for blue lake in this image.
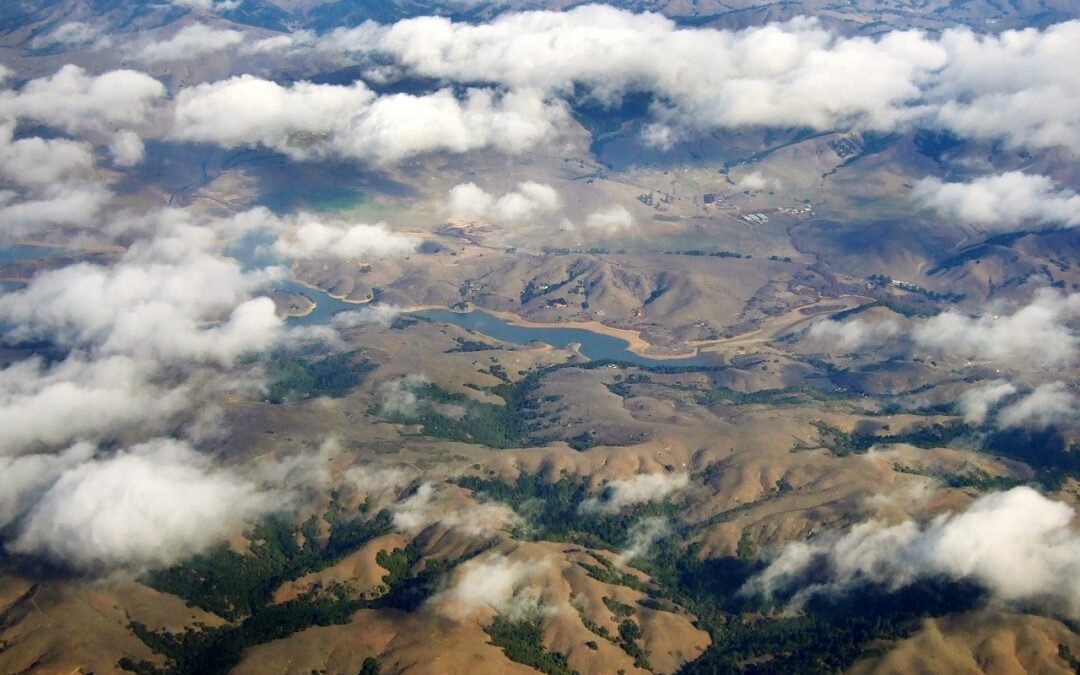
[1,239,715,368]
[205,237,716,368]
[279,280,360,326]
[0,244,61,264]
[415,308,716,368]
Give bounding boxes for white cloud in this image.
[390,482,438,530]
[585,204,634,232]
[0,222,284,366]
[109,130,146,167]
[958,380,1017,424]
[377,374,430,419]
[736,171,781,192]
[807,318,901,351]
[996,382,1077,429]
[0,121,112,236]
[241,33,314,56]
[349,10,1080,153]
[0,356,190,457]
[618,516,671,564]
[640,122,678,150]
[913,289,1080,369]
[581,473,688,514]
[0,65,165,134]
[362,9,941,133]
[173,76,374,151]
[332,304,402,328]
[170,0,242,10]
[0,442,95,529]
[432,553,549,620]
[342,464,415,496]
[929,21,1080,152]
[446,182,494,220]
[172,75,567,163]
[272,215,419,260]
[913,172,1080,229]
[744,487,1080,617]
[0,206,321,463]
[0,124,95,189]
[446,181,562,224]
[0,185,113,236]
[135,24,245,63]
[30,22,111,50]
[391,482,519,536]
[9,439,276,571]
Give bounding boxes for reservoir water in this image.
[0,241,714,369]
[2,235,717,369]
[0,245,61,264]
[224,236,716,367]
[414,308,715,368]
[279,279,358,326]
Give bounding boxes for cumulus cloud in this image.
[0,204,336,464]
[256,437,340,494]
[0,65,165,134]
[0,184,113,236]
[744,487,1080,617]
[736,171,781,192]
[446,181,562,224]
[0,124,95,189]
[391,482,520,536]
[807,317,901,351]
[377,374,430,418]
[432,553,549,620]
[0,356,191,457]
[618,517,671,564]
[913,172,1080,229]
[390,482,438,530]
[30,22,111,50]
[360,9,941,133]
[344,10,1080,153]
[109,130,146,167]
[134,24,245,63]
[332,304,402,328]
[8,439,276,571]
[272,215,419,260]
[639,122,678,150]
[958,380,1018,424]
[581,473,689,514]
[0,225,283,365]
[929,21,1080,152]
[996,382,1077,429]
[585,204,634,232]
[913,289,1080,368]
[342,464,416,496]
[170,0,242,10]
[0,198,351,572]
[0,125,112,237]
[0,442,96,529]
[172,75,567,163]
[241,32,315,56]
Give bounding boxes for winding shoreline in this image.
[288,271,875,360]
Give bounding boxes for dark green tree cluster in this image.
[983,425,1080,489]
[486,615,578,675]
[145,509,392,620]
[375,368,576,448]
[265,351,375,403]
[812,420,971,457]
[124,523,468,675]
[456,471,678,550]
